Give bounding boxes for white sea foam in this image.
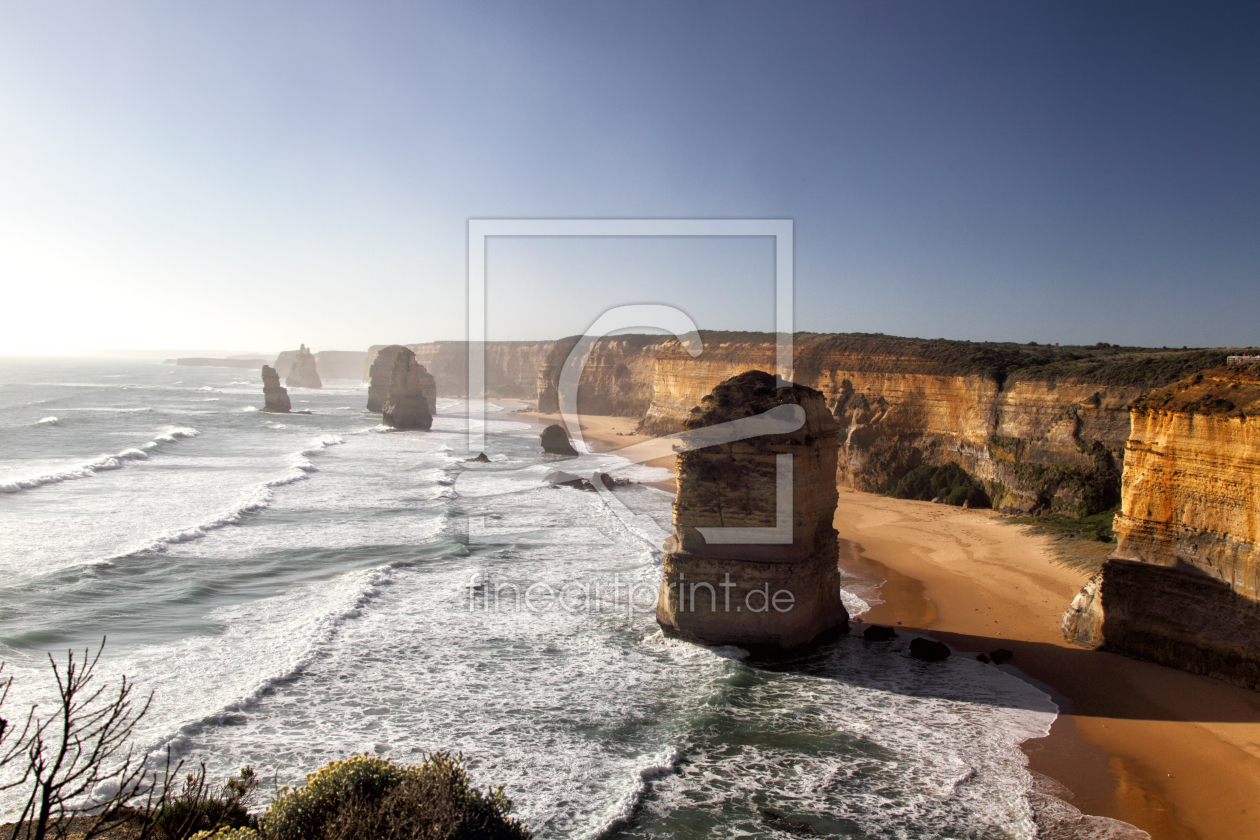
[36,416,58,425]
[0,427,198,493]
[118,435,344,556]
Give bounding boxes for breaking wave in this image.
[0,427,200,494]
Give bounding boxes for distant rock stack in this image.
[382,347,434,431]
[540,424,579,456]
[367,345,405,413]
[260,365,291,413]
[285,344,322,389]
[657,370,849,651]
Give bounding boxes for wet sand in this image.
[515,409,1260,840]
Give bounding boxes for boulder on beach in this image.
[862,625,898,642]
[382,348,434,431]
[466,452,491,463]
[909,638,951,662]
[544,470,596,491]
[285,344,322,389]
[540,424,578,456]
[261,365,291,413]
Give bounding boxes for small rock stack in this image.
[657,370,849,651]
[285,344,322,389]
[260,365,291,413]
[367,346,435,414]
[382,347,435,431]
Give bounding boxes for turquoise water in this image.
[0,357,1057,839]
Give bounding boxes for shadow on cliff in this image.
[750,627,1260,724]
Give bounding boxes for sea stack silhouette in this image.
[285,344,322,389]
[368,345,436,415]
[382,347,435,431]
[260,365,291,413]
[656,370,849,652]
[540,424,579,456]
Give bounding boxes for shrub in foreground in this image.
[264,752,531,840]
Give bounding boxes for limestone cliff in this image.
[536,335,675,415]
[261,365,291,413]
[284,344,322,389]
[638,333,1234,514]
[1064,365,1260,689]
[657,371,849,651]
[381,348,435,431]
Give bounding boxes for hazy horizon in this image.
[2,2,1258,353]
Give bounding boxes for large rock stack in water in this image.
[285,344,322,389]
[657,370,849,651]
[382,347,435,431]
[367,345,404,412]
[1063,365,1260,690]
[260,365,291,413]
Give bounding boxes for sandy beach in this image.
[529,409,1260,840]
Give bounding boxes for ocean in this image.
[0,357,1059,839]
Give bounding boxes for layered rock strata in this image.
[1064,366,1260,689]
[536,335,675,415]
[260,365,291,413]
[284,344,322,389]
[366,345,434,414]
[381,348,435,431]
[656,370,849,651]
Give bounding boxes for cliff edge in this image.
[1064,365,1260,690]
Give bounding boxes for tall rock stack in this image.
[285,344,322,389]
[657,370,849,651]
[382,347,435,431]
[367,345,406,412]
[260,365,291,413]
[1064,365,1260,690]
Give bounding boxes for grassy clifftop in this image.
[675,331,1255,389]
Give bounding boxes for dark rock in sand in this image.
[909,638,951,662]
[466,452,491,463]
[977,653,991,664]
[989,648,1014,665]
[382,348,433,431]
[862,625,898,642]
[285,344,322,389]
[261,365,291,413]
[597,472,632,491]
[540,424,579,456]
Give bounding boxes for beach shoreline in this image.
[536,408,1260,840]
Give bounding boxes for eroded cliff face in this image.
[536,335,674,415]
[636,335,1155,513]
[1063,366,1260,689]
[657,371,849,650]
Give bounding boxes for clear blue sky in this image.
[1,1,1257,352]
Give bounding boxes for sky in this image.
[1,1,1257,354]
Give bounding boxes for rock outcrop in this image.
[366,341,556,398]
[285,344,322,389]
[381,348,434,431]
[1064,365,1260,690]
[367,346,406,413]
[261,365,291,413]
[540,424,578,456]
[656,370,849,651]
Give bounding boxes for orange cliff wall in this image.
[632,335,1157,513]
[365,341,555,398]
[1064,366,1260,689]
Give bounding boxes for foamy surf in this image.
[0,427,199,494]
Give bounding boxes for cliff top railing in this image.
[1227,355,1260,365]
